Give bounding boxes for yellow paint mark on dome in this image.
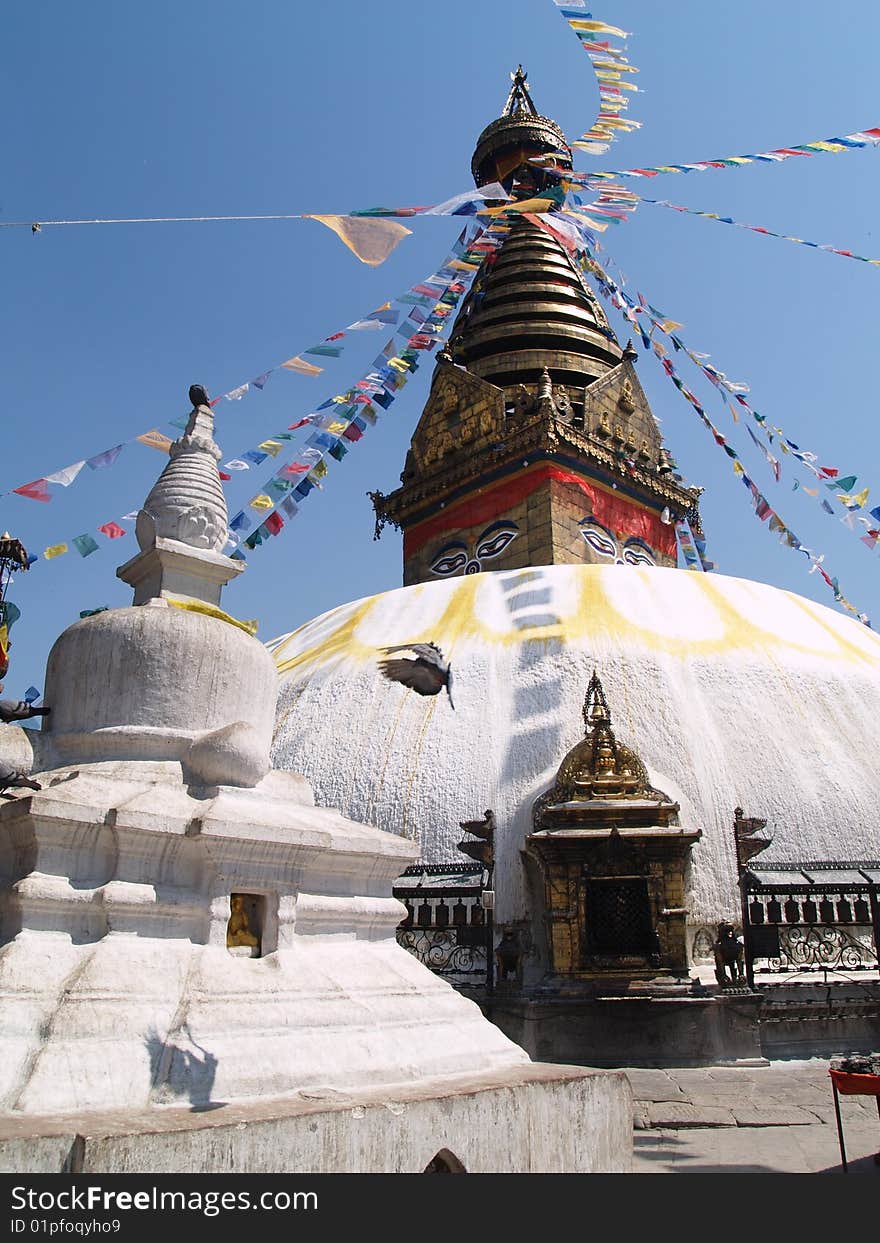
[270,564,880,681]
[273,596,377,675]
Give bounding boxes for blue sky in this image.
[3,1,880,694]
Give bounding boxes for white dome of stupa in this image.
[269,563,880,928]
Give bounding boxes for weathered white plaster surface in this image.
[0,1066,633,1173]
[0,759,532,1116]
[269,564,880,926]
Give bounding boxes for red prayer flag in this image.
[288,418,311,430]
[13,478,51,503]
[264,512,284,536]
[98,521,126,539]
[281,462,310,476]
[219,471,232,481]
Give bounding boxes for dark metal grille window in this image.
[584,877,655,957]
[393,863,488,980]
[742,861,880,975]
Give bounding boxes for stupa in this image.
[0,391,632,1173]
[270,74,880,1064]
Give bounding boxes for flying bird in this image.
[378,642,454,708]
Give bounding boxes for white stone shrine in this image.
[0,394,631,1173]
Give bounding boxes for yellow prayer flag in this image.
[258,440,284,457]
[249,494,274,511]
[568,19,629,37]
[487,196,557,217]
[281,355,323,377]
[136,429,173,453]
[311,460,328,480]
[43,543,68,560]
[304,215,412,266]
[323,419,348,434]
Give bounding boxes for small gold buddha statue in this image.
[226,894,259,949]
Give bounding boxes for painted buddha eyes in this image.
[578,518,657,567]
[430,543,469,576]
[475,522,519,560]
[579,520,617,559]
[429,522,520,576]
[622,540,656,567]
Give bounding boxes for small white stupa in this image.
[0,389,631,1173]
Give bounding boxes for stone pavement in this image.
[627,1059,880,1173]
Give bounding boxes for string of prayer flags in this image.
[16,226,486,569]
[553,127,880,182]
[349,184,511,220]
[581,243,870,625]
[551,4,640,155]
[235,230,494,559]
[303,215,412,266]
[579,236,877,536]
[638,197,880,268]
[676,518,716,572]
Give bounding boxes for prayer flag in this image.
[225,384,249,401]
[281,356,324,377]
[303,215,412,266]
[345,319,385,331]
[251,372,272,390]
[258,440,284,457]
[229,511,251,533]
[45,461,86,487]
[13,478,51,503]
[43,543,68,559]
[264,512,284,536]
[72,533,99,558]
[304,344,343,358]
[223,459,251,471]
[242,450,268,466]
[249,494,274,511]
[136,430,173,453]
[281,497,298,519]
[98,521,126,539]
[87,446,124,471]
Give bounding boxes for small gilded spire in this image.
[502,65,539,118]
[582,670,611,735]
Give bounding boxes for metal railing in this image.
[741,860,880,980]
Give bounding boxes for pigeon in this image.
[188,383,211,409]
[0,766,41,797]
[378,642,454,708]
[0,697,50,724]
